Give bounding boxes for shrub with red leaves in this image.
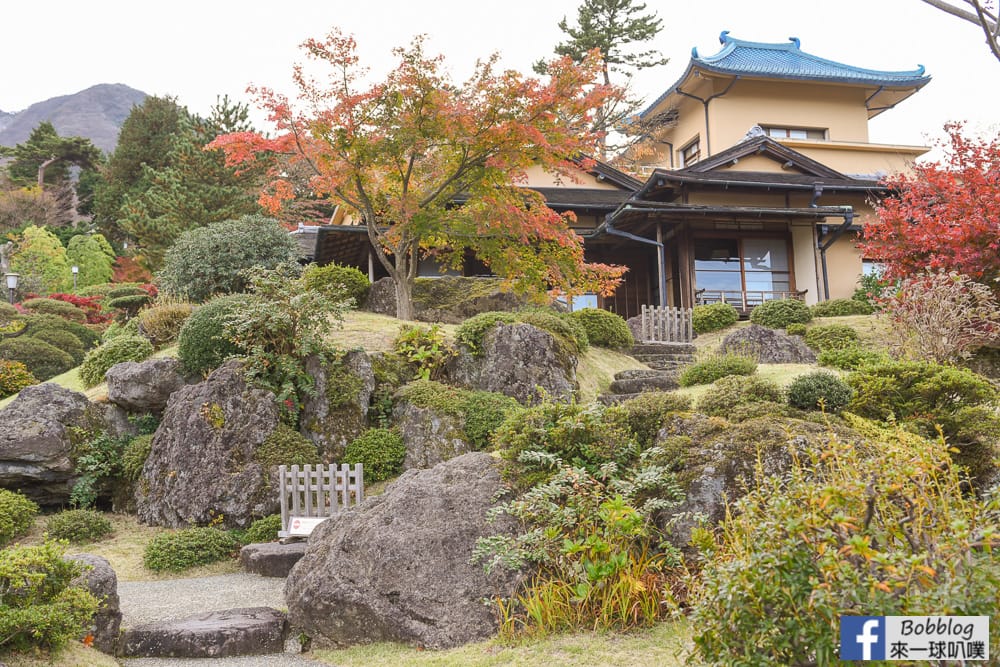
[44,293,112,324]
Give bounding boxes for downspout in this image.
[817,208,855,301]
[675,76,740,156]
[603,213,668,307]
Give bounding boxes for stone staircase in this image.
[599,342,696,405]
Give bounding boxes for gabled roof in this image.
[684,134,847,178]
[529,187,631,210]
[641,32,930,119]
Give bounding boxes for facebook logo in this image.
[841,616,886,660]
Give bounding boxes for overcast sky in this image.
[2,0,997,154]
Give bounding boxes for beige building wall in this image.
[777,140,925,176]
[791,224,820,305]
[823,231,865,300]
[522,164,621,189]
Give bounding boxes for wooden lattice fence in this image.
[278,463,364,537]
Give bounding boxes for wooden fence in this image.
[639,305,693,343]
[278,463,364,538]
[694,289,808,312]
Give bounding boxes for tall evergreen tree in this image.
[66,233,116,288]
[3,122,102,187]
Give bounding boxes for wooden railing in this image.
[639,305,693,343]
[278,463,364,538]
[694,289,808,311]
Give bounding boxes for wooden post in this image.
[368,250,375,283]
[656,224,666,307]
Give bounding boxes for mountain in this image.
[0,84,148,154]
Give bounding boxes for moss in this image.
[325,355,365,409]
[255,423,320,468]
[394,379,521,450]
[200,402,225,429]
[412,277,507,310]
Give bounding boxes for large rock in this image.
[106,358,190,414]
[719,324,816,364]
[135,361,282,528]
[239,542,308,578]
[392,399,470,471]
[122,607,287,658]
[0,383,103,506]
[447,323,577,404]
[285,452,521,649]
[299,351,375,461]
[69,554,122,655]
[364,276,529,324]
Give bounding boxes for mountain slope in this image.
[0,84,147,154]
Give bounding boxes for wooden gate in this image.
[640,305,693,343]
[278,463,365,537]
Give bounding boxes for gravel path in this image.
[123,656,326,667]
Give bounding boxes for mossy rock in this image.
[299,351,375,461]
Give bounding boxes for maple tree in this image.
[209,29,626,320]
[860,123,1000,290]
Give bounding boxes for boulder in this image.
[363,277,398,317]
[300,351,375,461]
[68,554,122,655]
[447,323,577,405]
[364,276,530,324]
[285,452,521,649]
[102,404,139,439]
[135,361,282,528]
[719,324,816,364]
[106,358,190,414]
[122,607,287,658]
[0,383,103,506]
[239,542,308,578]
[392,399,470,470]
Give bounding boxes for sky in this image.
[2,0,997,155]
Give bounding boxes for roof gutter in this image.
[817,208,855,301]
[601,214,668,307]
[675,75,740,156]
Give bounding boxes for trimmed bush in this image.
[455,311,519,355]
[0,301,18,320]
[29,328,85,364]
[344,428,406,482]
[802,323,860,352]
[786,371,853,412]
[692,302,739,334]
[0,337,75,381]
[568,308,633,348]
[242,514,282,544]
[697,375,784,417]
[0,489,39,547]
[143,527,241,572]
[138,301,194,348]
[106,293,152,319]
[0,541,100,651]
[749,299,812,328]
[177,295,246,375]
[603,391,692,448]
[460,390,523,451]
[810,297,874,317]
[678,353,757,387]
[302,262,370,306]
[45,509,113,543]
[517,309,589,355]
[255,424,320,469]
[122,434,154,482]
[106,286,149,299]
[817,346,888,371]
[23,314,100,349]
[79,335,154,387]
[21,298,86,323]
[785,322,807,336]
[0,360,38,398]
[158,215,300,302]
[102,317,141,343]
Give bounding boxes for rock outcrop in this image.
[392,399,470,470]
[299,351,375,460]
[447,323,577,404]
[364,276,528,324]
[285,453,521,649]
[135,361,281,528]
[719,324,816,364]
[69,554,122,655]
[106,358,189,414]
[0,383,102,506]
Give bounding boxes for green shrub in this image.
[0,359,38,398]
[79,335,154,387]
[393,324,456,381]
[460,390,522,451]
[255,424,320,469]
[102,317,141,343]
[45,509,113,543]
[122,434,154,482]
[23,314,100,349]
[455,311,519,355]
[0,541,100,651]
[678,353,756,387]
[106,293,151,318]
[749,299,812,328]
[0,301,18,320]
[0,489,39,547]
[785,322,806,336]
[691,431,1000,666]
[344,428,406,482]
[177,295,246,375]
[302,262,370,306]
[567,308,633,348]
[809,297,874,317]
[516,309,589,355]
[21,298,86,322]
[817,346,889,371]
[692,302,739,334]
[157,214,300,302]
[138,301,194,347]
[0,337,75,381]
[242,514,282,544]
[802,323,860,352]
[143,527,241,572]
[29,328,85,364]
[603,391,692,448]
[78,282,143,298]
[106,286,149,299]
[697,375,783,417]
[786,371,853,412]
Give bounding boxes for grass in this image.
[0,642,119,667]
[328,310,459,353]
[576,345,648,403]
[312,619,697,667]
[673,363,818,403]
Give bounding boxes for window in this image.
[861,259,885,277]
[680,138,701,166]
[694,237,792,295]
[762,126,827,140]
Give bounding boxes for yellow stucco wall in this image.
[823,231,865,300]
[522,164,622,189]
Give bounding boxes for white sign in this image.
[288,516,328,536]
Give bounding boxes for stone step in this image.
[597,392,647,405]
[610,375,678,394]
[614,369,678,381]
[239,542,307,578]
[631,343,696,355]
[631,355,693,366]
[644,359,694,371]
[122,607,288,659]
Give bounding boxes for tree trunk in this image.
[394,274,415,321]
